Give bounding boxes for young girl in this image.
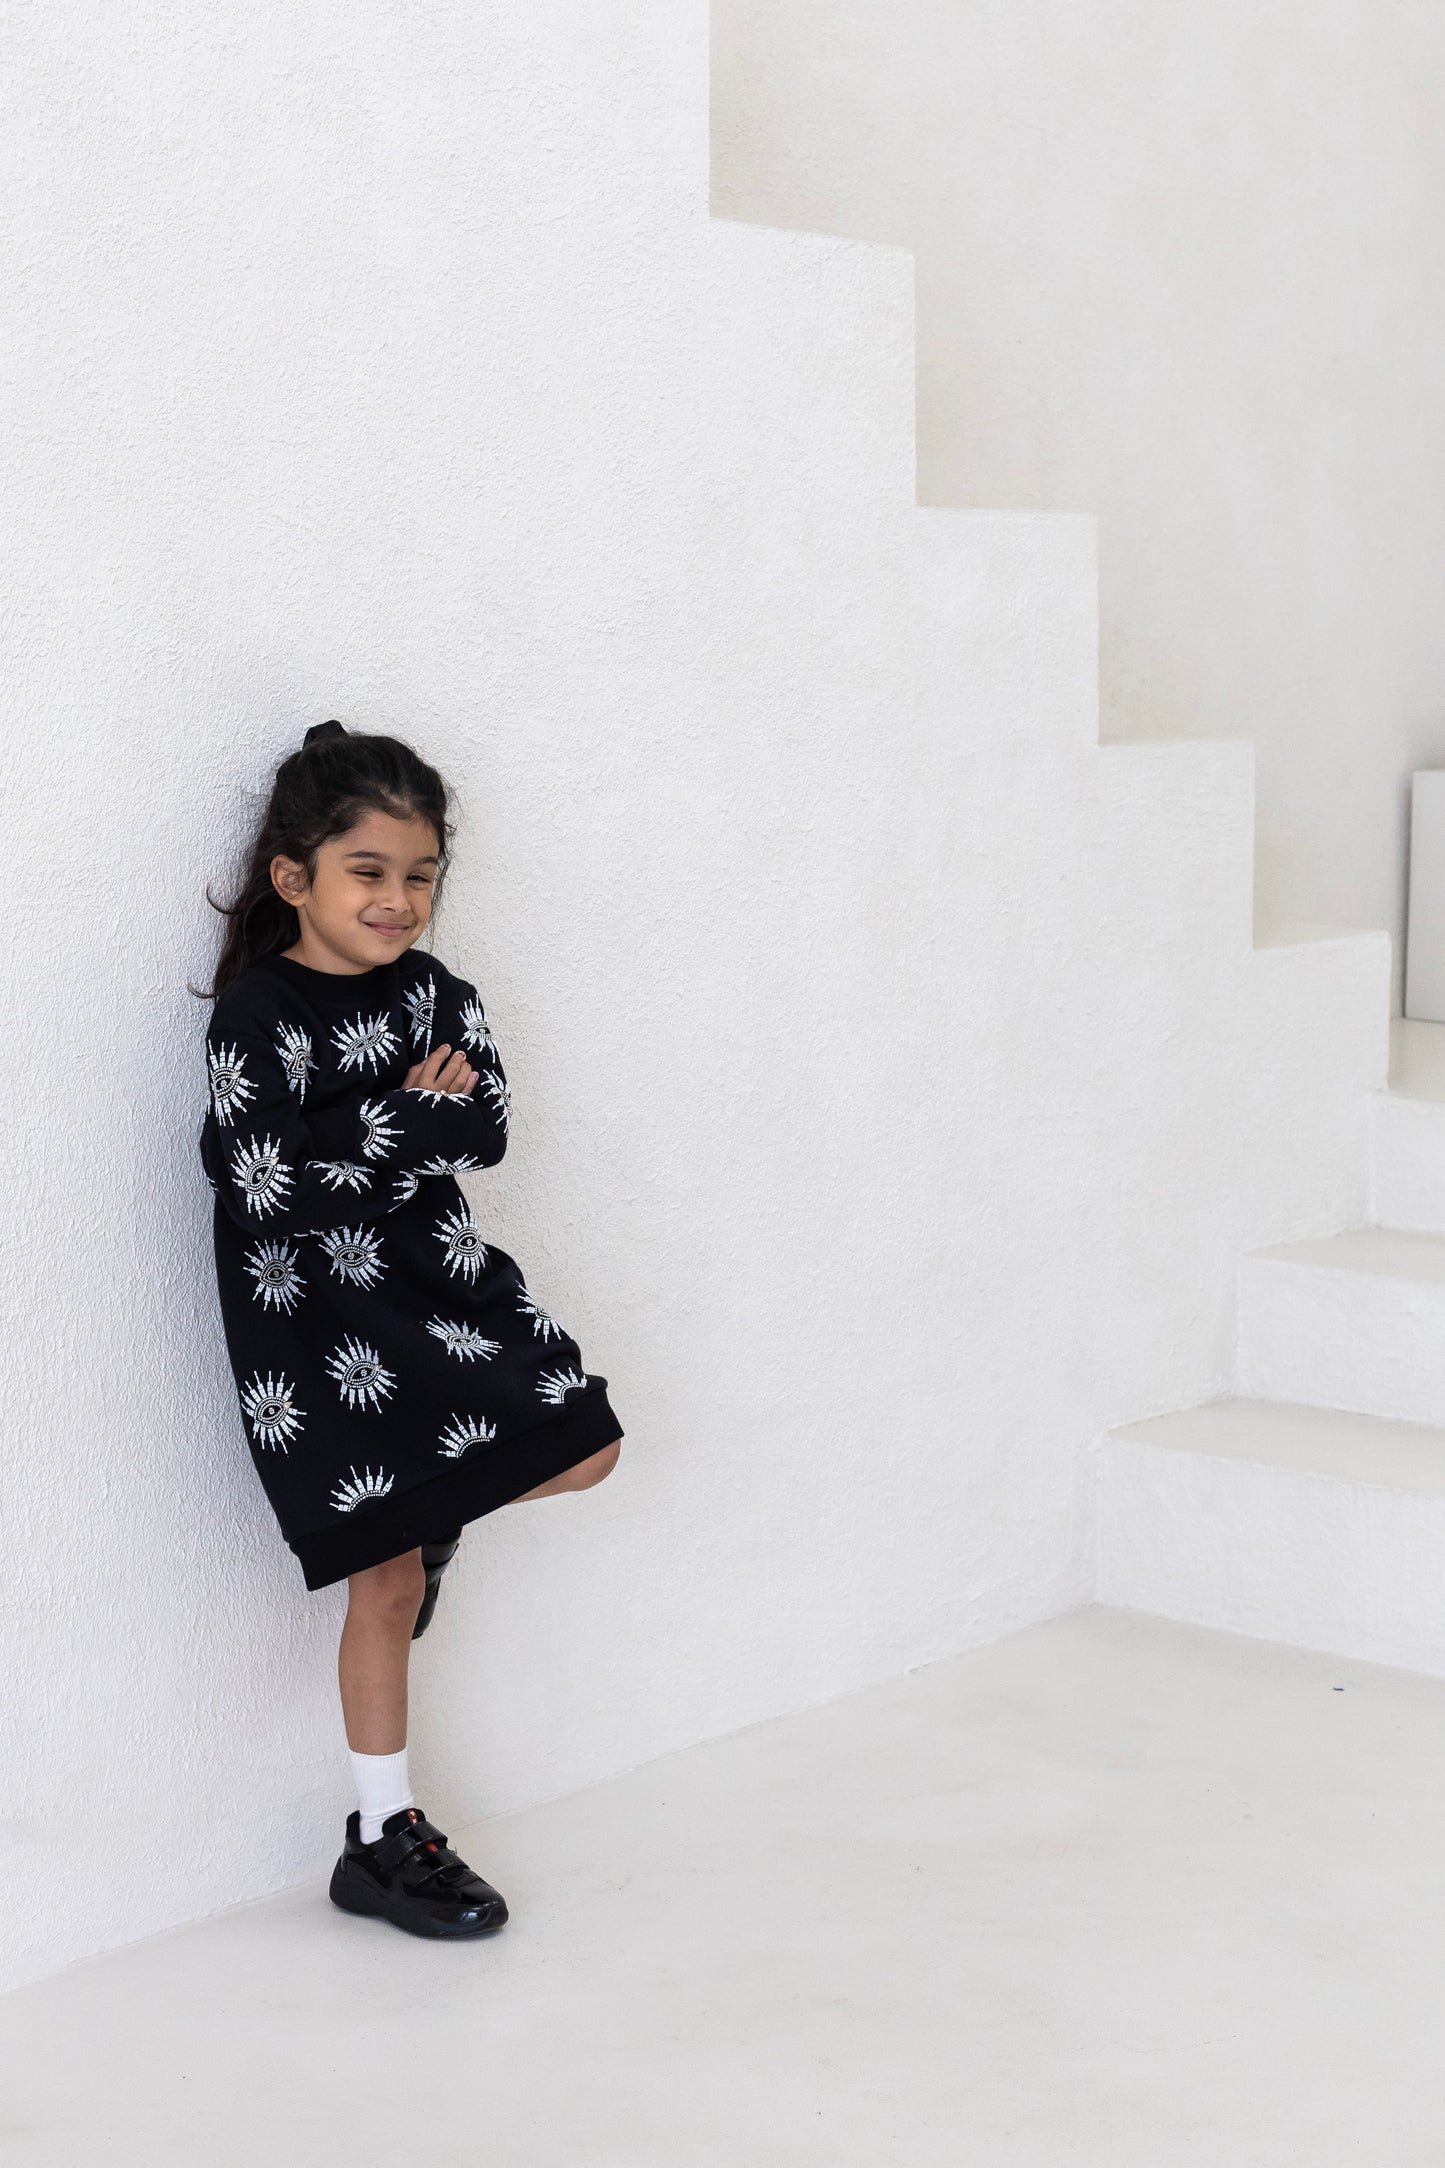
[197,719,623,1940]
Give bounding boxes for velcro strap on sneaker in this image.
[372,1814,450,1874]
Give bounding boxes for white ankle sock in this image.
[351,1746,414,1844]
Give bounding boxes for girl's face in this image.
[271,806,442,975]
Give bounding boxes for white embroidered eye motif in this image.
[318,1227,385,1289]
[459,996,497,1059]
[243,1238,306,1313]
[480,1071,510,1131]
[437,1414,497,1460]
[433,1203,488,1282]
[275,1022,318,1102]
[425,1316,501,1362]
[209,1042,258,1126]
[403,976,436,1051]
[358,1099,401,1160]
[331,1011,400,1074]
[240,1370,305,1450]
[324,1336,397,1411]
[536,1365,586,1405]
[230,1135,294,1217]
[310,1159,373,1194]
[516,1287,564,1342]
[330,1465,395,1512]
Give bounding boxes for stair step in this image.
[1108,1393,1445,1492]
[1099,1396,1445,1675]
[1237,1227,1445,1425]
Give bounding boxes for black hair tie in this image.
[303,718,348,748]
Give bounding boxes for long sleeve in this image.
[200,961,509,1236]
[202,1019,423,1236]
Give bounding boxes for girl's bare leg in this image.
[337,1447,621,1748]
[338,1548,427,1753]
[511,1437,621,1504]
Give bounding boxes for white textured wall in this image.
[712,0,1445,994]
[1,0,1388,1991]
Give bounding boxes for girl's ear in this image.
[270,853,309,904]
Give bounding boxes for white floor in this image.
[7,1603,1445,2166]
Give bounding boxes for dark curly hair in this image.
[193,720,454,1000]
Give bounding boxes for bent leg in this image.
[511,1437,622,1504]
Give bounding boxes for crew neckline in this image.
[258,950,391,985]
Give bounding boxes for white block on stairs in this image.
[1237,1227,1445,1426]
[1370,1019,1445,1231]
[1370,1095,1445,1232]
[1098,1396,1445,1676]
[1405,770,1445,1021]
[1387,1016,1445,1101]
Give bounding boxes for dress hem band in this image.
[290,1388,624,1590]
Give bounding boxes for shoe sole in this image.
[329,1868,507,1939]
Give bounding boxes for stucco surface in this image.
[1,0,1388,1989]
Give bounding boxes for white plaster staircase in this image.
[1098,1019,1445,1676]
[710,171,1396,1687]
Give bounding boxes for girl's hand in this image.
[403,1043,478,1095]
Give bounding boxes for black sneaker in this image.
[329,1806,508,1938]
[412,1531,463,1640]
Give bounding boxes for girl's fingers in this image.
[402,1045,478,1095]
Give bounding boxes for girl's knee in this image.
[349,1547,425,1612]
[572,1438,621,1489]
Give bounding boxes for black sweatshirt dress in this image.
[198,945,623,1590]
